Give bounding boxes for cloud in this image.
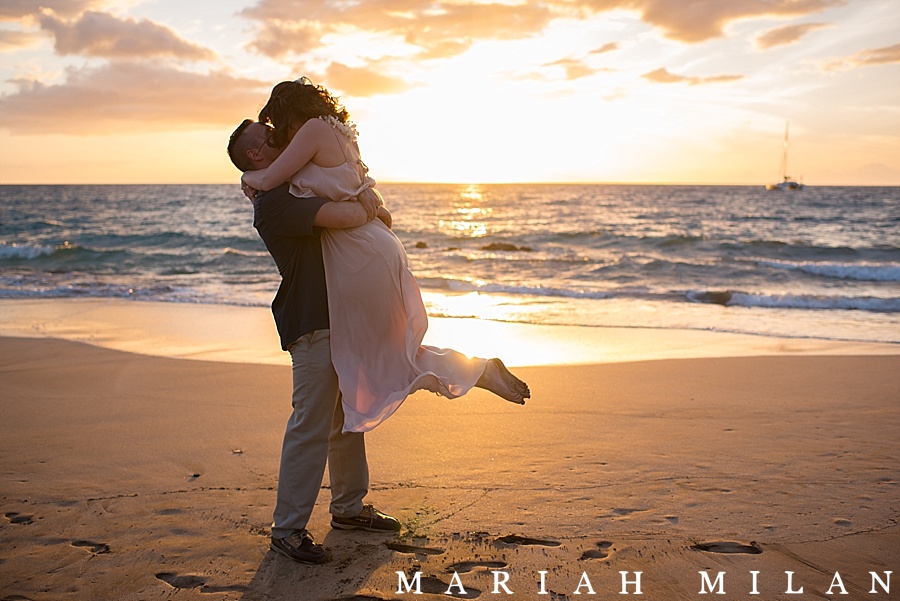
[242,0,556,60]
[322,63,413,97]
[238,0,846,74]
[846,42,900,66]
[1,0,107,21]
[642,67,685,84]
[38,10,216,60]
[412,38,475,61]
[0,28,43,52]
[0,62,270,134]
[642,67,743,85]
[824,42,900,70]
[755,22,830,49]
[244,19,323,60]
[545,58,598,80]
[591,0,844,43]
[590,42,620,54]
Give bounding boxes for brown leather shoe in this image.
[270,529,327,564]
[331,504,401,532]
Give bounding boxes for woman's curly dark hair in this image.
[258,79,350,150]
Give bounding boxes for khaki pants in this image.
[272,329,369,539]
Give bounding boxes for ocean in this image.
[2,184,898,344]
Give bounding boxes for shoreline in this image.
[1,297,897,367]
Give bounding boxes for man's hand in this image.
[376,206,392,229]
[353,187,384,221]
[241,180,259,203]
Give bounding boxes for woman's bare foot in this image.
[476,358,530,405]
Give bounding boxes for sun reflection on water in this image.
[438,185,492,238]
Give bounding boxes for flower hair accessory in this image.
[293,76,312,85]
[319,114,359,142]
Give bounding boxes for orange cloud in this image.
[242,0,556,60]
[0,28,43,52]
[847,42,900,66]
[824,42,900,70]
[1,0,106,21]
[38,10,216,60]
[755,22,830,49]
[239,0,845,72]
[415,38,475,60]
[590,42,620,54]
[545,58,597,80]
[642,67,743,85]
[244,19,323,60]
[583,0,843,43]
[0,62,269,134]
[322,63,414,97]
[642,67,684,84]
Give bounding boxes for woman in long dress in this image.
[238,79,529,433]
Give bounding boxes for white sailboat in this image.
[766,122,806,191]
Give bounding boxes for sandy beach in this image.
[1,300,898,600]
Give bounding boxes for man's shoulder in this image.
[253,184,290,229]
[253,185,329,236]
[256,183,293,205]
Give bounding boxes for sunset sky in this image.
[1,0,898,185]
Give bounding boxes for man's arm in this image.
[254,184,381,238]
[255,185,367,237]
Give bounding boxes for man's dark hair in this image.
[227,119,256,172]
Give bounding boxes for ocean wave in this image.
[554,231,898,257]
[417,277,616,300]
[222,247,270,258]
[0,242,55,260]
[2,243,135,265]
[422,277,900,313]
[753,259,900,282]
[689,290,900,313]
[0,281,148,299]
[653,234,707,248]
[0,278,227,304]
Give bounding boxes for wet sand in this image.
[0,301,898,600]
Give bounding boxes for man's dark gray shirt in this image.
[253,184,331,350]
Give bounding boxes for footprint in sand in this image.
[71,540,110,554]
[385,542,445,555]
[420,575,481,599]
[155,572,207,589]
[496,535,561,547]
[692,541,762,554]
[4,512,34,525]
[445,560,508,573]
[579,541,615,561]
[155,508,184,516]
[199,584,249,594]
[611,508,644,516]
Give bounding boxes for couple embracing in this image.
[227,78,530,564]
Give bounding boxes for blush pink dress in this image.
[289,118,488,432]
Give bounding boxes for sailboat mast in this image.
[781,122,789,182]
[766,120,805,190]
